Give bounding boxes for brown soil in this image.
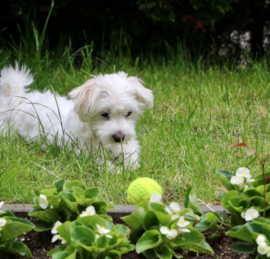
[1,212,250,259]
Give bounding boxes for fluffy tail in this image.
[0,62,33,98]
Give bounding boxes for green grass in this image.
[1,40,270,205]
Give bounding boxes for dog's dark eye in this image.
[101,112,109,118]
[126,111,132,117]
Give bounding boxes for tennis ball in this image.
[127,177,162,204]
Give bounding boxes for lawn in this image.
[1,47,270,205]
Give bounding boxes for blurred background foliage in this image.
[0,0,269,62]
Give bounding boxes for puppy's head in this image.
[69,72,154,145]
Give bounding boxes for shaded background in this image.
[1,0,270,62]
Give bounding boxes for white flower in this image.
[241,211,246,219]
[96,224,112,239]
[39,194,49,209]
[51,234,66,244]
[258,245,268,255]
[160,226,178,240]
[256,235,267,246]
[169,202,181,213]
[79,206,96,217]
[230,176,244,185]
[236,167,252,179]
[0,202,4,208]
[165,207,172,214]
[51,221,62,234]
[171,214,180,221]
[245,208,259,221]
[0,218,7,227]
[150,193,162,203]
[177,216,190,228]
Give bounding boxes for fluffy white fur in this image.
[0,63,154,169]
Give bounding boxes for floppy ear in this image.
[127,76,154,109]
[68,78,98,121]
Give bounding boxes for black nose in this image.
[112,132,125,142]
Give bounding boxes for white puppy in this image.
[0,63,154,169]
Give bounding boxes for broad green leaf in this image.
[246,222,270,241]
[253,172,270,188]
[65,250,77,259]
[221,190,238,212]
[184,186,203,215]
[250,197,269,212]
[92,201,108,214]
[143,211,159,230]
[214,170,235,190]
[194,222,211,231]
[129,226,145,242]
[34,220,54,232]
[64,180,86,191]
[1,220,34,242]
[173,229,214,254]
[226,225,254,243]
[77,215,106,229]
[97,234,109,249]
[136,230,162,254]
[244,187,261,197]
[0,210,15,217]
[84,187,99,199]
[115,224,129,235]
[121,207,146,229]
[5,241,32,257]
[230,211,245,227]
[28,208,60,223]
[52,251,71,259]
[230,242,256,254]
[57,221,72,243]
[150,203,172,226]
[41,188,57,197]
[154,244,172,259]
[228,197,250,213]
[71,226,95,247]
[54,179,65,193]
[47,195,61,208]
[60,193,78,213]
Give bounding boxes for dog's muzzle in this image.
[112,131,125,143]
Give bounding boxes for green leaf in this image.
[121,207,146,229]
[84,187,99,199]
[226,225,254,243]
[150,203,172,226]
[0,210,15,217]
[28,208,60,223]
[184,186,203,215]
[143,211,159,230]
[5,241,32,257]
[1,220,34,242]
[58,221,72,243]
[173,229,214,254]
[228,197,250,213]
[230,242,256,254]
[97,234,109,249]
[253,172,270,187]
[64,180,86,191]
[154,244,172,259]
[52,251,71,259]
[77,215,107,229]
[214,170,235,190]
[115,224,129,235]
[54,179,65,193]
[230,211,245,227]
[243,187,261,197]
[136,230,162,254]
[60,192,78,213]
[33,220,53,232]
[71,226,95,247]
[129,226,145,242]
[92,201,109,214]
[221,190,238,212]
